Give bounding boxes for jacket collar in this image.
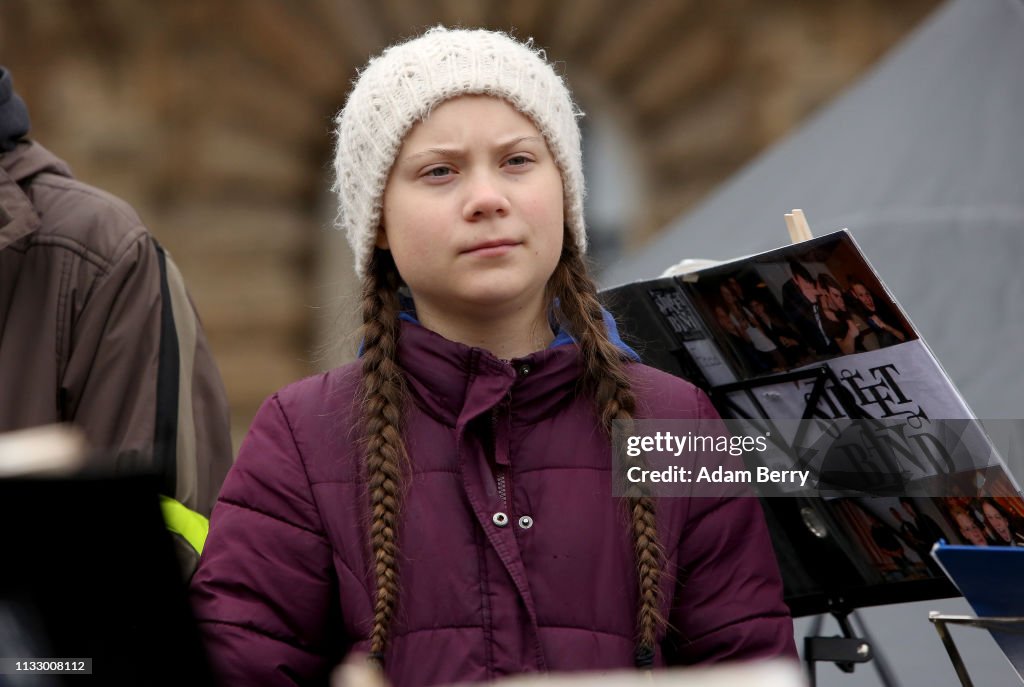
[396,305,638,359]
[395,313,637,428]
[396,320,575,428]
[0,141,72,251]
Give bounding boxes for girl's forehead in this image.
[402,95,542,145]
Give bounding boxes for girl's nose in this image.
[463,175,511,221]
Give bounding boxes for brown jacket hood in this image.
[0,141,68,250]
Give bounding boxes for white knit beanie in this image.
[333,26,586,279]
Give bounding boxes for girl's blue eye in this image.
[427,166,452,177]
[506,155,529,166]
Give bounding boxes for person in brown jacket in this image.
[0,66,233,576]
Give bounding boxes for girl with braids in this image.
[189,27,795,686]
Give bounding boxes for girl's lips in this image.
[462,241,520,257]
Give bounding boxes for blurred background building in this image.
[0,0,940,446]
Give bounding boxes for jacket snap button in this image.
[518,515,534,530]
[492,512,509,527]
[517,363,531,376]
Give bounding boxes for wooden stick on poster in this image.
[792,209,813,241]
[784,213,800,243]
[785,208,814,244]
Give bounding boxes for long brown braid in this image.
[358,240,663,668]
[548,238,664,668]
[357,250,408,665]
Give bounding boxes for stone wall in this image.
[0,0,940,448]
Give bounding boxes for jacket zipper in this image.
[491,392,511,511]
[496,472,508,510]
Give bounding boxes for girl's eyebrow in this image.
[402,146,462,164]
[496,135,544,150]
[402,136,545,164]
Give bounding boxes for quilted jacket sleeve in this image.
[58,231,233,574]
[665,390,797,665]
[189,394,341,685]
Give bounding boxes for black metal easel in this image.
[709,364,901,686]
[928,613,1024,687]
[805,609,900,687]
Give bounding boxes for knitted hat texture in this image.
[333,26,586,279]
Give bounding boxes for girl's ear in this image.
[375,225,390,250]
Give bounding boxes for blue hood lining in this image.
[356,295,640,362]
[395,308,639,361]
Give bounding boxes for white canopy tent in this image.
[603,0,1024,421]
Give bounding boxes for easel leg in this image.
[931,619,974,687]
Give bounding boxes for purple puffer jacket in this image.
[190,321,796,686]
